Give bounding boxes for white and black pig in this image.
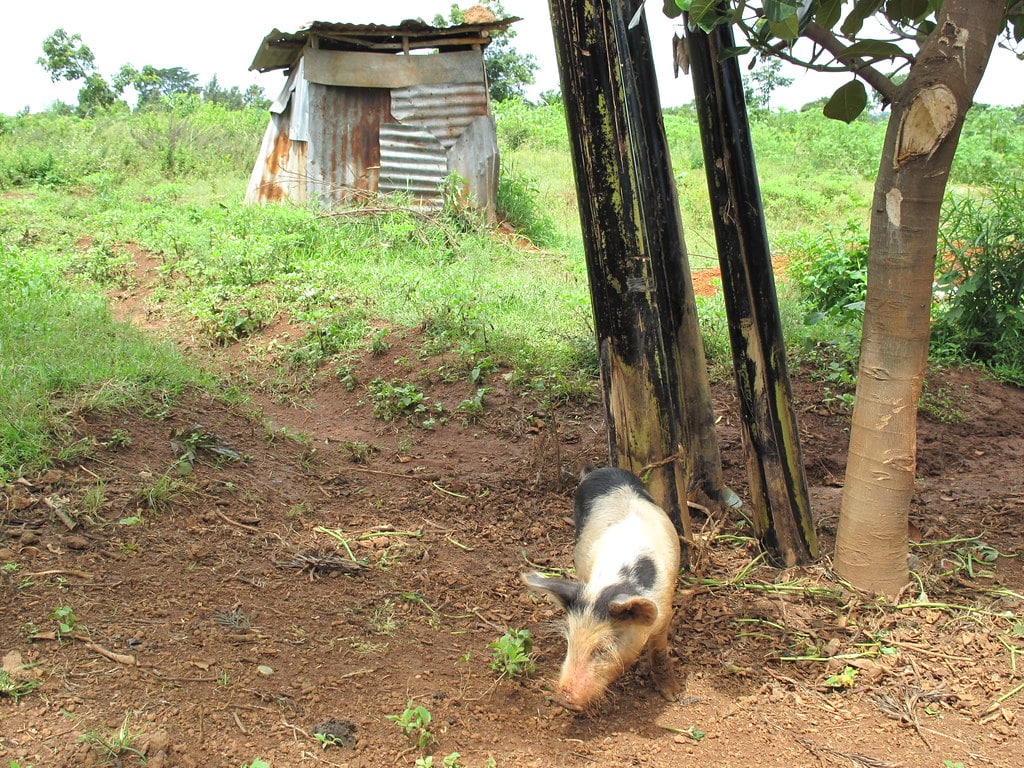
[523,466,681,712]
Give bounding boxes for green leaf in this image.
[841,40,906,61]
[684,0,729,30]
[884,0,929,23]
[823,80,868,123]
[664,0,685,19]
[815,0,843,29]
[717,45,752,61]
[1010,13,1024,44]
[769,13,801,41]
[764,0,803,23]
[840,0,885,36]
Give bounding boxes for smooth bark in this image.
[834,0,1004,595]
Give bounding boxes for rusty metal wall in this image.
[247,59,497,216]
[378,123,448,207]
[244,110,309,204]
[390,82,490,150]
[304,83,388,206]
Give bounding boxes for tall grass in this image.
[0,98,1020,479]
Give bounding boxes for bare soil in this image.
[2,257,1023,768]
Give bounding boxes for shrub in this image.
[933,182,1024,385]
[786,223,869,319]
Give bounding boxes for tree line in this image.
[37,28,270,116]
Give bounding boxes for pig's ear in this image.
[608,596,658,626]
[522,572,581,609]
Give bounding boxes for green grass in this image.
[0,100,1020,481]
[0,239,211,482]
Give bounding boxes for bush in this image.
[933,181,1024,384]
[496,164,558,247]
[786,223,869,319]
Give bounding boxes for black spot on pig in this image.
[573,467,656,537]
[619,556,656,591]
[592,584,659,625]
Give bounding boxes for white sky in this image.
[1,1,1021,115]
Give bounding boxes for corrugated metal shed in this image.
[245,12,513,220]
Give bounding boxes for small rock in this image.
[256,665,275,677]
[19,531,39,546]
[63,535,90,550]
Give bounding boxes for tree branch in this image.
[802,21,900,102]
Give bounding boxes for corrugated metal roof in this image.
[249,16,520,73]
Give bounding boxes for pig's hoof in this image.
[650,650,681,701]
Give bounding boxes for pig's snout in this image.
[553,689,586,712]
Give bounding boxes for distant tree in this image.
[202,75,245,109]
[37,28,95,82]
[537,89,564,106]
[37,29,245,115]
[120,65,199,107]
[201,77,270,110]
[38,28,117,116]
[242,85,270,110]
[743,56,794,110]
[433,1,539,102]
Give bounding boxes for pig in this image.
[523,466,681,712]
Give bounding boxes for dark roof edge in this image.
[249,16,521,73]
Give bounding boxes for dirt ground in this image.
[2,257,1023,768]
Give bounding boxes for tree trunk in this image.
[548,0,729,539]
[687,21,817,567]
[834,0,1004,596]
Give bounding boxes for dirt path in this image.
[2,271,1023,768]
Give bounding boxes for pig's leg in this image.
[646,626,680,701]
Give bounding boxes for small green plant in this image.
[194,294,275,345]
[387,700,434,752]
[823,665,858,690]
[170,425,245,474]
[104,429,132,448]
[137,472,193,513]
[496,164,559,247]
[787,223,868,319]
[415,755,465,768]
[51,605,79,640]
[76,712,146,766]
[81,480,106,517]
[339,440,377,463]
[314,732,343,749]
[0,670,40,702]
[240,761,270,768]
[918,380,969,423]
[368,378,428,421]
[456,387,488,424]
[488,628,536,679]
[370,328,392,355]
[369,599,398,635]
[934,181,1024,385]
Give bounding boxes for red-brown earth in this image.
[2,253,1023,768]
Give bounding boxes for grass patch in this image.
[0,246,211,482]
